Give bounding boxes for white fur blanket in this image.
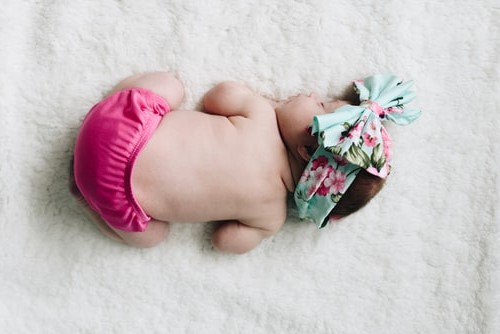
[1,0,499,333]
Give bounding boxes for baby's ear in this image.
[328,214,343,222]
[297,145,312,162]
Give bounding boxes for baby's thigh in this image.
[108,72,185,109]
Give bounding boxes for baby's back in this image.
[131,108,291,227]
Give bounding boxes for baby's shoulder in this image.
[240,94,276,121]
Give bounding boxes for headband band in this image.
[294,74,421,228]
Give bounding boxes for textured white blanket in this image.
[1,0,499,333]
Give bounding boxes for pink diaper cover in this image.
[73,88,171,232]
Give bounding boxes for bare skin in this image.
[73,72,345,253]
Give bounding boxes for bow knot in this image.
[294,74,421,229]
[359,100,386,118]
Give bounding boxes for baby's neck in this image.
[276,148,305,193]
[284,149,306,193]
[265,97,284,109]
[265,97,302,192]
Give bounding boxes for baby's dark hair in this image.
[328,169,385,219]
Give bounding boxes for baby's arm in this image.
[212,218,283,254]
[212,221,269,254]
[203,82,270,118]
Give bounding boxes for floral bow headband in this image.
[294,74,421,228]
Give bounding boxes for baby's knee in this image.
[142,71,185,109]
[110,71,185,110]
[114,220,170,249]
[128,232,167,248]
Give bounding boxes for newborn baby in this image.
[71,72,420,253]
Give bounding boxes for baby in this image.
[71,72,420,253]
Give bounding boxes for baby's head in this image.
[279,74,421,228]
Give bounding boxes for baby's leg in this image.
[110,220,170,249]
[107,71,185,110]
[71,162,168,248]
[74,194,169,248]
[84,204,169,248]
[73,195,124,243]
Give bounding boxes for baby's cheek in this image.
[328,100,349,112]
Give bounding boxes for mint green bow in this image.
[294,74,421,228]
